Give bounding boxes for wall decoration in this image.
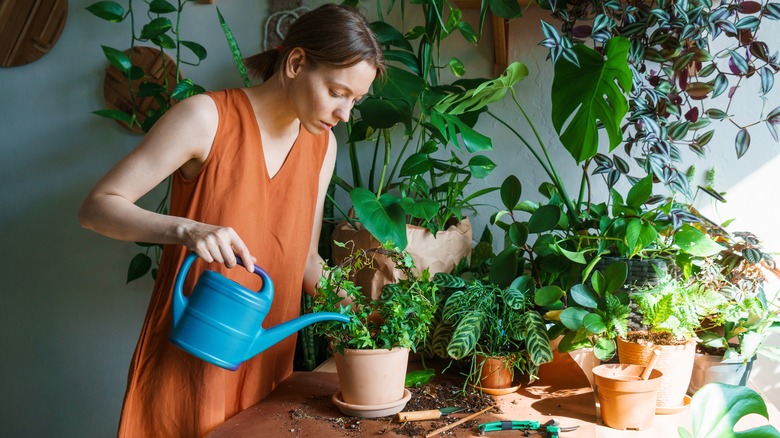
[0,0,68,67]
[102,46,181,134]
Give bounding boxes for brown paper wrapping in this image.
[330,218,473,300]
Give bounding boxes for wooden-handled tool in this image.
[641,348,662,380]
[396,406,464,422]
[425,405,495,438]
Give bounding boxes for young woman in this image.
[79,4,384,437]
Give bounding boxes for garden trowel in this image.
[395,406,465,422]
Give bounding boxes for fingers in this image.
[230,233,255,274]
[187,224,254,273]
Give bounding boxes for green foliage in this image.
[87,0,208,133]
[434,266,554,381]
[551,37,632,163]
[335,1,531,248]
[557,261,631,361]
[678,383,780,438]
[635,275,728,341]
[541,0,780,199]
[311,244,438,353]
[88,1,249,283]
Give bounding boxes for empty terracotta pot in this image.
[593,364,663,430]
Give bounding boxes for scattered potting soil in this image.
[291,381,497,437]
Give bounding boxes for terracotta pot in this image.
[617,335,696,409]
[688,353,755,395]
[333,347,409,406]
[476,355,515,389]
[593,364,663,430]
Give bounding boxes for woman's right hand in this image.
[179,222,255,273]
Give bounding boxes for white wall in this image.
[0,1,777,436]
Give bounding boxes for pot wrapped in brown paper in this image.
[331,218,472,300]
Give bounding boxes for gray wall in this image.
[1,1,777,436]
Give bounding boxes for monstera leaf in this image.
[679,383,780,438]
[552,36,632,163]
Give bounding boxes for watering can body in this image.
[169,252,349,371]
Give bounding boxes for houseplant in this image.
[679,382,780,438]
[617,274,727,410]
[310,242,438,416]
[433,270,554,392]
[683,226,780,392]
[333,0,524,249]
[538,0,780,200]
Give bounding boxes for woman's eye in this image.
[330,90,344,98]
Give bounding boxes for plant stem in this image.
[376,129,392,196]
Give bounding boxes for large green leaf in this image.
[681,383,780,438]
[626,175,653,208]
[552,36,632,163]
[86,1,125,22]
[400,197,439,222]
[593,337,616,361]
[350,188,407,249]
[447,312,483,359]
[527,204,561,233]
[570,283,599,308]
[372,66,425,109]
[674,224,724,257]
[490,246,518,287]
[434,62,528,115]
[369,21,413,52]
[500,175,522,210]
[560,307,588,330]
[357,97,412,131]
[522,311,554,365]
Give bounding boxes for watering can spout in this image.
[248,312,350,359]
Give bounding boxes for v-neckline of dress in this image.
[238,89,302,182]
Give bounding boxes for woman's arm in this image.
[302,132,339,295]
[78,94,255,271]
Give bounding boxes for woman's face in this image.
[288,54,377,135]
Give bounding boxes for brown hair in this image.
[245,4,385,82]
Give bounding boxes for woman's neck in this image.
[244,75,298,136]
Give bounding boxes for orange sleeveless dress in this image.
[118,89,330,437]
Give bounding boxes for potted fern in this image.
[617,275,727,411]
[310,243,438,417]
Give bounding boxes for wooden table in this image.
[206,351,780,437]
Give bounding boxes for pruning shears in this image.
[477,419,579,437]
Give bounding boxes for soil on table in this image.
[290,380,497,437]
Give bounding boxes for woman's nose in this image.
[335,103,351,123]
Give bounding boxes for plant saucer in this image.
[474,384,521,396]
[655,394,691,415]
[332,389,411,418]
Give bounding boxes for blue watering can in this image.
[169,252,350,371]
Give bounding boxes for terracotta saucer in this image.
[332,389,412,418]
[656,394,692,415]
[475,384,521,396]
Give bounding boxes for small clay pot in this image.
[593,364,663,430]
[477,355,515,389]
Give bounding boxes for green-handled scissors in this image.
[477,419,579,437]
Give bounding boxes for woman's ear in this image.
[284,48,306,79]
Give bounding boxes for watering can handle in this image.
[172,252,272,327]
